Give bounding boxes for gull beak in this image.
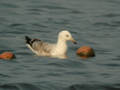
[71,38,77,44]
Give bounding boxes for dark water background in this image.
[0,0,120,90]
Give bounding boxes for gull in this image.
[25,30,77,59]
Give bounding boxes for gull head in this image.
[58,30,77,44]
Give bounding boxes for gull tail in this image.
[25,36,32,46]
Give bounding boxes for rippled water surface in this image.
[0,0,120,90]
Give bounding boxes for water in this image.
[0,0,120,90]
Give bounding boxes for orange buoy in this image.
[0,52,15,60]
[76,46,95,59]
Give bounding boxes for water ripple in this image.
[0,3,19,8]
[102,13,120,18]
[0,83,40,90]
[0,74,10,78]
[9,23,24,27]
[67,84,120,90]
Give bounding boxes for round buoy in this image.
[0,52,15,60]
[76,46,95,59]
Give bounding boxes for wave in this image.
[0,83,40,90]
[67,84,120,90]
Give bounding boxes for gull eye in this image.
[66,34,69,37]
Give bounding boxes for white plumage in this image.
[25,30,77,59]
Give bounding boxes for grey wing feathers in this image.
[31,40,54,53]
